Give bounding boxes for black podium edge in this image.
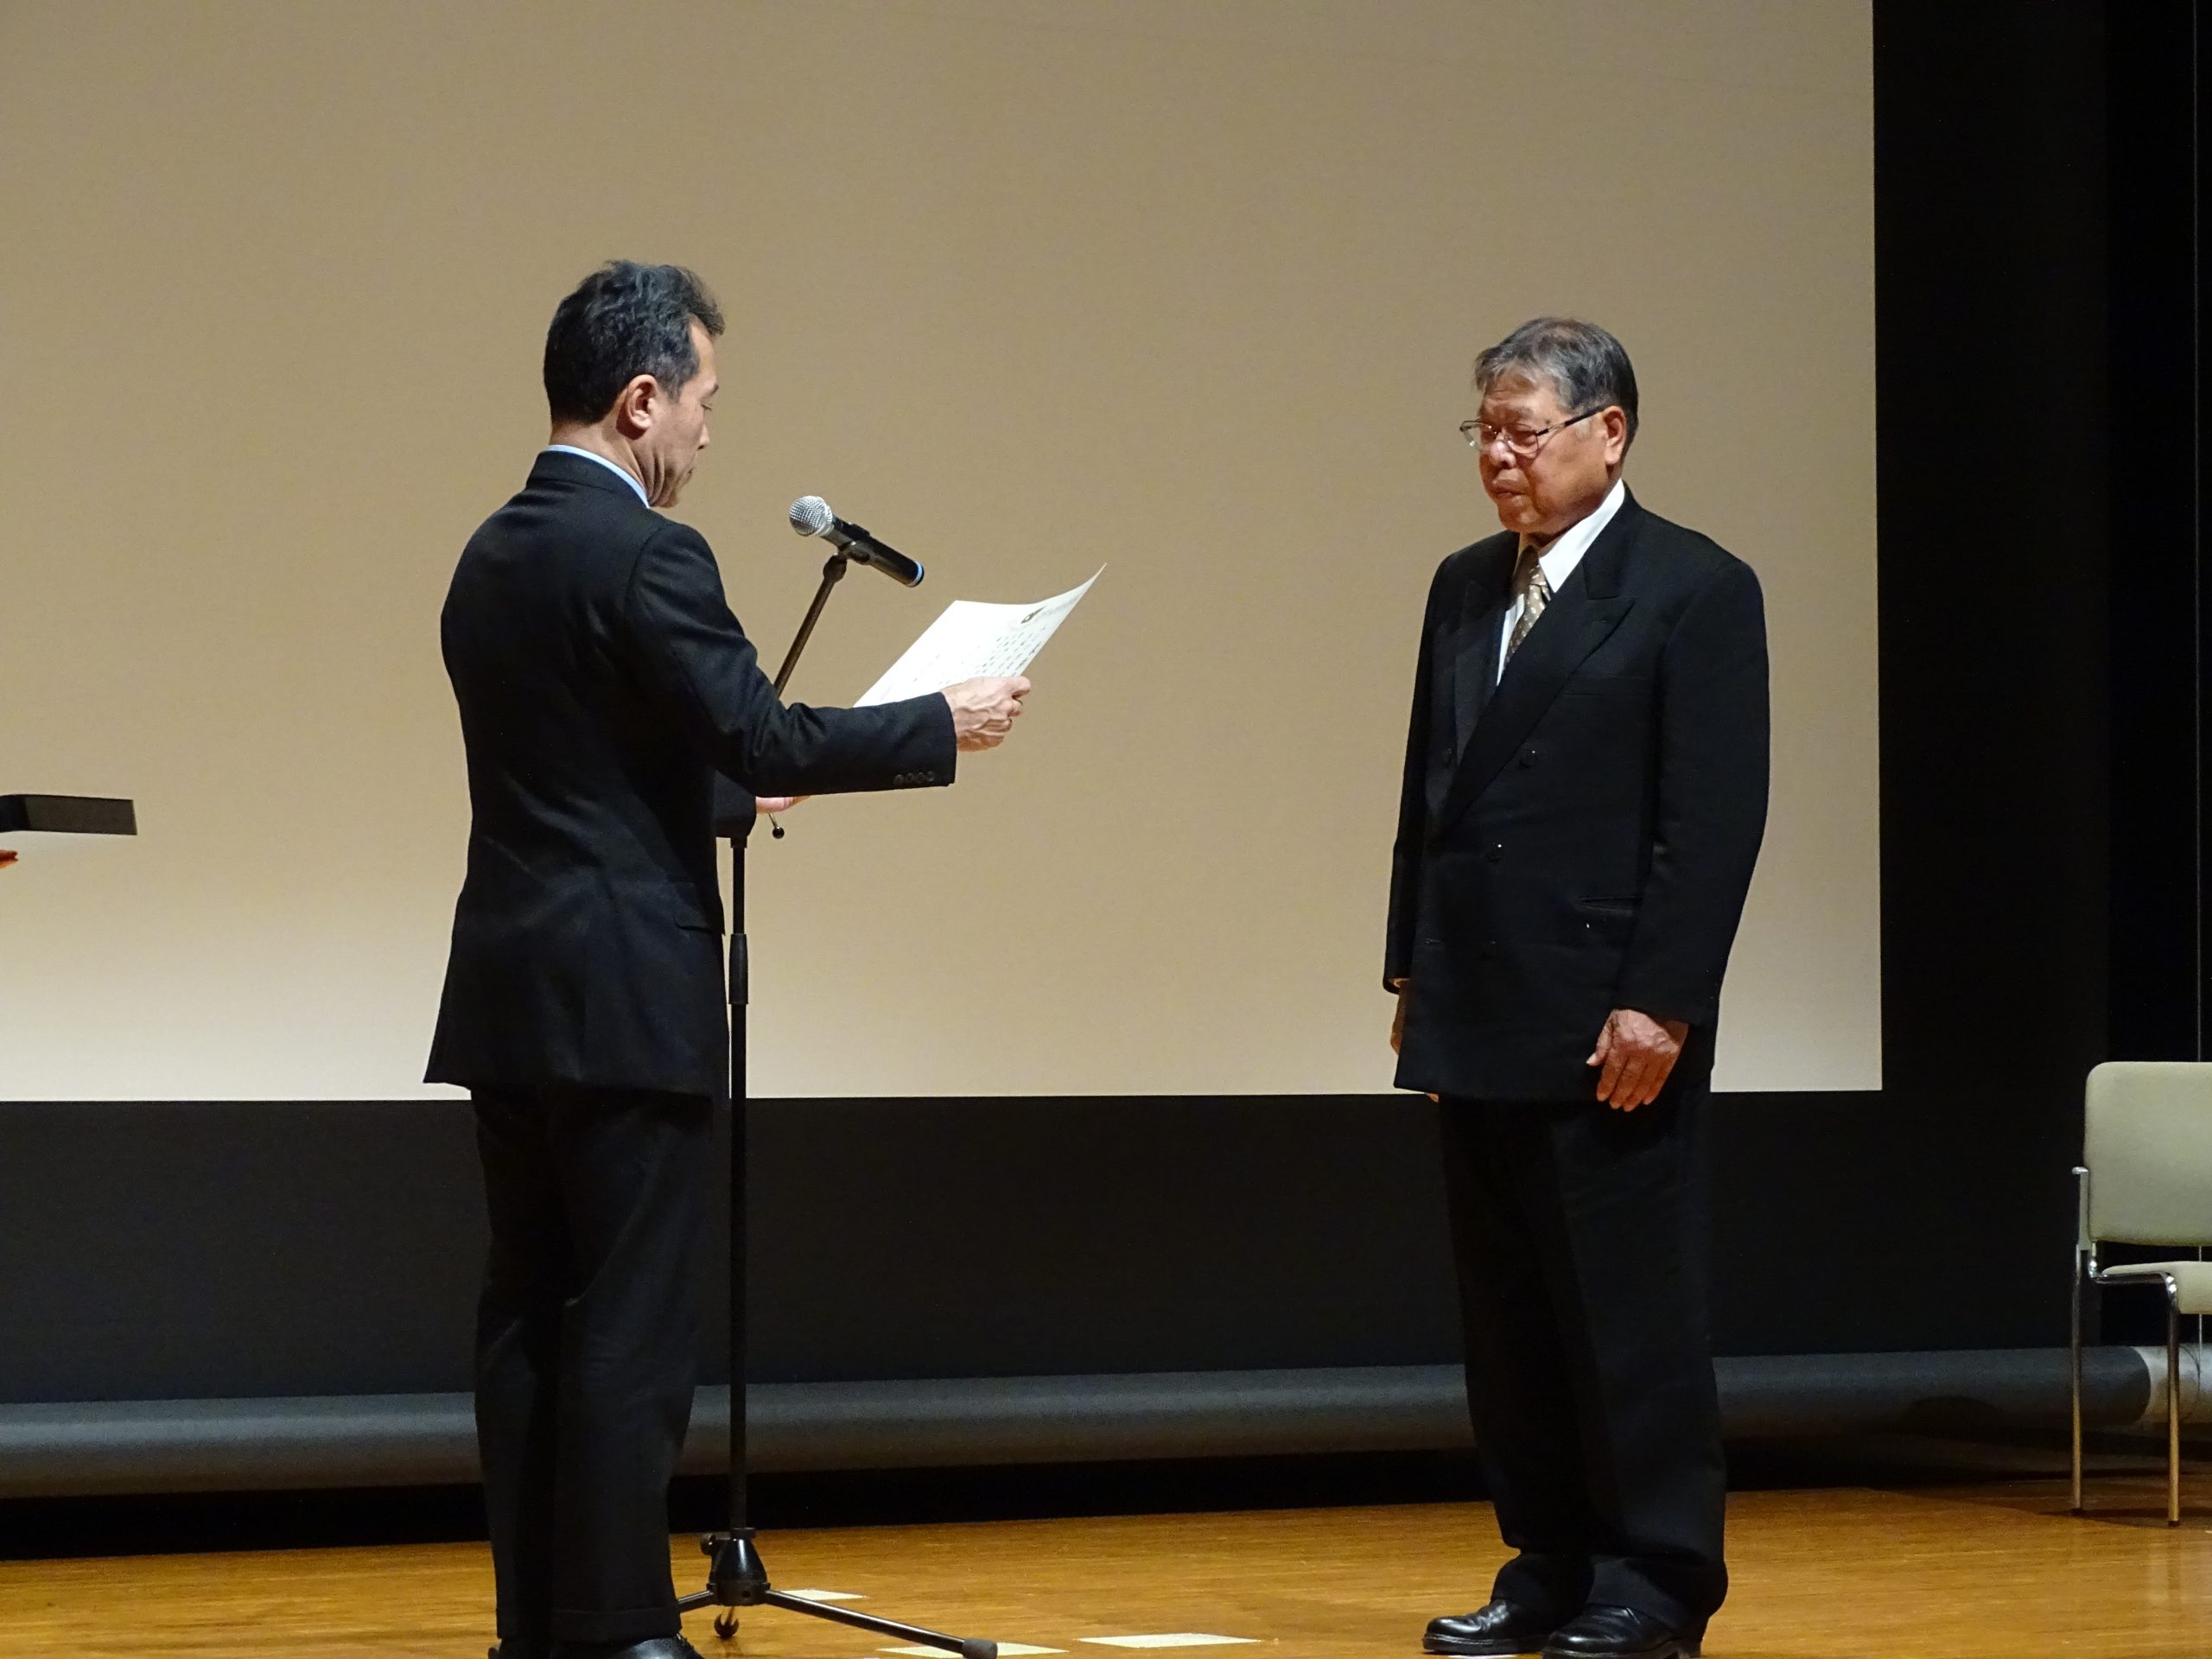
[0,796,137,836]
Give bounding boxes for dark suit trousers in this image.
[1438,1084,1726,1632]
[471,1084,711,1646]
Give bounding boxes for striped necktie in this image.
[1504,547,1552,665]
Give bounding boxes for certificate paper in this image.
[855,569,1103,706]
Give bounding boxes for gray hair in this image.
[1473,317,1640,448]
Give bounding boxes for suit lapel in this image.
[1438,499,1642,832]
[1450,546,1515,756]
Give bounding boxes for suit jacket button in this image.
[1439,745,1454,766]
[1484,843,1503,862]
[1519,748,1538,767]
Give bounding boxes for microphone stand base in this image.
[677,1529,996,1656]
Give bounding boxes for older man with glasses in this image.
[1386,318,1770,1659]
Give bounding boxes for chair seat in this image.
[2099,1260,2212,1314]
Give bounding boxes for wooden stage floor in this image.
[2,1473,2209,1658]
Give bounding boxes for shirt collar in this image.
[543,444,651,509]
[1525,477,1628,590]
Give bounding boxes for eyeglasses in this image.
[1459,407,1603,459]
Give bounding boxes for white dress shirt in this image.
[1497,477,1627,683]
[543,443,651,509]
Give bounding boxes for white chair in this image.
[2072,1059,2212,1525]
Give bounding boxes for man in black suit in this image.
[1388,319,1768,1659]
[429,262,1028,1659]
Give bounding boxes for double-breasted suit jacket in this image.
[1387,490,1770,1102]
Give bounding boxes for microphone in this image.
[788,496,925,587]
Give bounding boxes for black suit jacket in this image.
[427,451,955,1096]
[1386,490,1769,1101]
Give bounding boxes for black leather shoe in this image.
[1541,1605,1700,1659]
[1423,1599,1562,1656]
[550,1640,705,1659]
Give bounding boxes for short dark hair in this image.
[1473,316,1640,448]
[543,261,725,424]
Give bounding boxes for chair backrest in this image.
[2085,1061,2212,1246]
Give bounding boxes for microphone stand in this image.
[679,550,996,1659]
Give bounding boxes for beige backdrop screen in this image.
[0,0,1877,1100]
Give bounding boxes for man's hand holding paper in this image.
[943,676,1032,752]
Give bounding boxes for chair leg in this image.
[2168,1294,2183,1528]
[2070,1265,2085,1514]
